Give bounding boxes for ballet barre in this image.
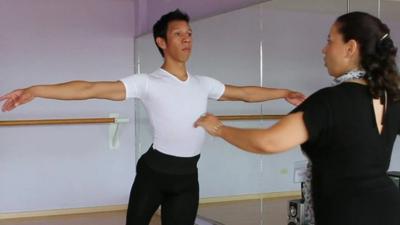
[0,114,284,126]
[218,114,284,120]
[0,114,130,150]
[0,118,118,126]
[0,114,283,149]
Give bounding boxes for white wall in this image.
[0,0,136,213]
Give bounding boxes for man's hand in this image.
[285,91,306,106]
[0,89,34,112]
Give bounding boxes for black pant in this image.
[126,147,200,225]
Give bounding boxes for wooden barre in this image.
[0,115,284,127]
[217,114,284,121]
[0,118,116,126]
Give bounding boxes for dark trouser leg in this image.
[126,158,162,225]
[161,173,199,225]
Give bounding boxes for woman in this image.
[195,12,400,225]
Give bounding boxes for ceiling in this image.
[134,0,270,37]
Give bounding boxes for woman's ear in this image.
[346,39,359,57]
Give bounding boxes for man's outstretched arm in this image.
[218,85,306,106]
[0,80,125,112]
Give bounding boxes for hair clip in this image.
[380,33,389,41]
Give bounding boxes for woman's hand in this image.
[194,113,224,136]
[285,91,306,106]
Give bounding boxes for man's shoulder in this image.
[130,69,163,79]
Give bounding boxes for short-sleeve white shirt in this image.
[121,68,225,157]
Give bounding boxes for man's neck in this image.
[161,60,188,81]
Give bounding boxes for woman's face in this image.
[322,23,359,77]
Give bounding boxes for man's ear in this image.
[156,37,167,50]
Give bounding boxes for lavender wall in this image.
[0,0,136,213]
[134,0,270,36]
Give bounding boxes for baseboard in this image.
[0,205,126,220]
[0,191,300,220]
[199,191,301,204]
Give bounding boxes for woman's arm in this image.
[195,112,308,154]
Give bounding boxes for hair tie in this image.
[380,33,389,41]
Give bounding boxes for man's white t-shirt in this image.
[121,68,225,157]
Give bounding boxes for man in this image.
[1,9,305,225]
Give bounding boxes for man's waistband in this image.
[141,145,200,175]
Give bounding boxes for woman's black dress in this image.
[293,82,400,225]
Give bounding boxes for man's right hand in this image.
[0,88,34,112]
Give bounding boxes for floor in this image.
[0,197,294,225]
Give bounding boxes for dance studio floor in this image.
[1,197,294,225]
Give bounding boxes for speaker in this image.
[288,199,304,225]
[388,171,400,190]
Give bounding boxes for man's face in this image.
[158,20,192,63]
